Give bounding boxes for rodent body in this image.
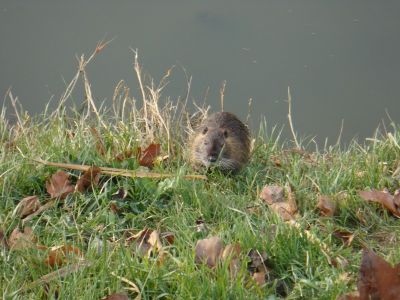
[190,112,251,173]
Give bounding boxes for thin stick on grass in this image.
[287,86,301,149]
[33,158,207,180]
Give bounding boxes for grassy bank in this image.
[1,47,400,299]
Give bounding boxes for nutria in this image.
[190,112,251,173]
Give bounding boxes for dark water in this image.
[1,1,399,145]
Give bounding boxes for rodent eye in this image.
[202,127,208,134]
[223,130,228,138]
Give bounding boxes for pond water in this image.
[1,1,399,145]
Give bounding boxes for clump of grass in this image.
[1,43,400,299]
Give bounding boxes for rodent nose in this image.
[208,155,218,163]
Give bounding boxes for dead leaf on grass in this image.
[358,249,400,299]
[247,249,270,287]
[332,230,355,247]
[260,184,297,221]
[316,195,337,217]
[139,144,161,168]
[252,270,267,286]
[260,185,284,204]
[103,293,130,300]
[44,245,83,267]
[222,243,241,277]
[8,227,37,250]
[75,166,101,193]
[126,228,169,262]
[46,170,75,199]
[195,236,224,268]
[15,196,41,218]
[336,291,360,300]
[359,189,400,217]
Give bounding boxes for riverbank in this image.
[1,51,399,299]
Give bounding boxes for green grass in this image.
[1,50,400,299]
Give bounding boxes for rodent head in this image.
[200,125,229,164]
[190,112,251,173]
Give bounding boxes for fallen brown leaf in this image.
[44,245,83,267]
[358,249,400,300]
[103,293,130,300]
[316,195,337,217]
[247,249,269,273]
[222,243,241,277]
[46,170,75,199]
[260,185,285,204]
[332,230,355,247]
[336,291,360,300]
[260,184,297,221]
[139,144,161,168]
[195,236,224,268]
[75,166,101,193]
[15,196,41,218]
[252,270,266,286]
[359,190,400,217]
[160,232,175,245]
[126,228,168,261]
[8,227,36,250]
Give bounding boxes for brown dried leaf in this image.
[357,249,400,299]
[252,270,266,286]
[75,166,101,193]
[247,249,269,273]
[139,144,161,168]
[46,171,75,199]
[270,202,297,221]
[160,232,175,245]
[103,293,130,300]
[260,184,297,221]
[127,228,167,261]
[316,195,337,217]
[8,227,36,250]
[195,236,224,268]
[44,245,82,267]
[332,230,355,247]
[260,185,284,204]
[336,291,360,300]
[15,196,41,218]
[359,190,400,217]
[222,243,241,277]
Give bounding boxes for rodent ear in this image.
[223,130,228,138]
[202,127,208,134]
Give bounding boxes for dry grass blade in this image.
[22,261,91,292]
[22,200,56,225]
[33,158,207,180]
[111,272,141,300]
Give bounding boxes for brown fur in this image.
[189,112,250,173]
